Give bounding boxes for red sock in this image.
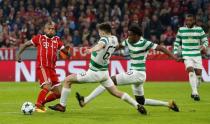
[36,88,49,107]
[42,92,61,105]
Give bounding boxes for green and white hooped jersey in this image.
[122,37,157,71]
[174,26,208,58]
[89,35,119,71]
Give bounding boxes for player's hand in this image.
[172,54,178,60]
[67,51,71,57]
[16,55,22,63]
[84,48,92,54]
[172,55,184,62]
[200,45,206,50]
[200,45,207,55]
[173,54,184,62]
[65,46,71,57]
[176,58,184,62]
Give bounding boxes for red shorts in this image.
[36,67,61,88]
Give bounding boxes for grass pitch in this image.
[0,82,209,124]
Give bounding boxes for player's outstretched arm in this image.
[85,42,105,54]
[16,41,33,62]
[200,28,208,53]
[155,45,179,61]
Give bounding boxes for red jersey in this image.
[31,34,64,68]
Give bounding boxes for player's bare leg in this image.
[140,97,179,112]
[42,85,61,106]
[49,74,77,112]
[75,76,117,107]
[76,75,179,112]
[105,85,147,115]
[187,67,200,101]
[131,83,179,112]
[76,88,179,112]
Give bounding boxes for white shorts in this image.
[77,69,114,87]
[116,70,146,85]
[183,57,203,69]
[116,70,146,96]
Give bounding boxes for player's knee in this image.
[65,75,72,83]
[42,83,51,90]
[135,95,145,105]
[195,69,202,75]
[187,67,194,72]
[111,76,117,85]
[69,74,78,82]
[64,74,77,86]
[64,78,70,87]
[51,86,61,95]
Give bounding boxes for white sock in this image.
[84,85,106,104]
[196,75,202,88]
[121,93,138,109]
[60,87,71,106]
[145,99,168,106]
[189,72,198,95]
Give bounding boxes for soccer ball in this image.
[21,102,35,115]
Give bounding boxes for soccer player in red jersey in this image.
[16,21,70,112]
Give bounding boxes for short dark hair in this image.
[186,14,194,18]
[128,24,142,36]
[97,22,112,33]
[45,21,55,28]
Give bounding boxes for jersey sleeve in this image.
[144,40,157,50]
[98,37,109,45]
[31,35,41,46]
[200,28,208,48]
[121,39,128,47]
[57,37,64,50]
[173,29,181,54]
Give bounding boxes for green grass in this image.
[0,82,210,124]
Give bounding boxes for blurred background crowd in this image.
[0,0,210,48]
